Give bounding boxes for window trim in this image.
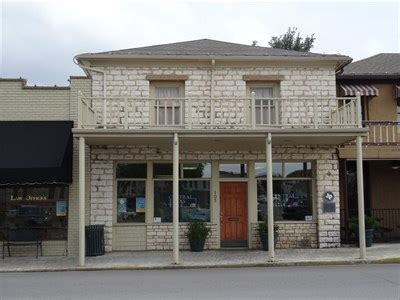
[153,178,212,223]
[149,81,185,125]
[246,82,281,125]
[255,161,315,222]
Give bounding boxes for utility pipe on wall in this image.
[210,59,215,125]
[73,56,107,124]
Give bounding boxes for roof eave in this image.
[76,53,351,66]
[337,74,400,80]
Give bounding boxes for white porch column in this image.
[266,133,274,261]
[173,133,180,264]
[78,136,86,266]
[356,135,366,260]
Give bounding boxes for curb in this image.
[1,257,399,273]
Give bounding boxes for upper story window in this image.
[247,83,280,125]
[150,81,184,125]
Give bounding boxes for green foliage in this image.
[257,217,279,235]
[349,215,380,231]
[268,27,316,52]
[252,40,258,47]
[187,220,211,243]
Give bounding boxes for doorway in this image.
[220,182,248,247]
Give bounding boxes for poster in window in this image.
[117,198,127,213]
[136,197,145,213]
[56,201,67,217]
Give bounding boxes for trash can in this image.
[85,225,105,256]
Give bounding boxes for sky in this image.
[1,0,399,86]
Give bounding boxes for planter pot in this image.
[353,228,374,247]
[365,229,374,247]
[259,233,278,251]
[189,239,206,252]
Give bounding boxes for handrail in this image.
[77,96,360,130]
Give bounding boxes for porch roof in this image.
[73,128,367,151]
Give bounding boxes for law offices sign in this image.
[10,194,47,201]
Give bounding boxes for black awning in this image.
[0,121,73,185]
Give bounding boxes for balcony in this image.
[363,121,400,145]
[77,95,361,131]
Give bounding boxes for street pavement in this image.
[0,264,399,299]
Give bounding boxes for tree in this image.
[268,27,315,52]
[251,40,258,46]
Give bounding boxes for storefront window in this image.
[182,163,211,179]
[219,163,247,178]
[180,181,210,222]
[116,163,147,178]
[153,181,211,223]
[0,185,68,240]
[256,162,313,221]
[116,164,147,223]
[116,181,146,223]
[153,163,173,179]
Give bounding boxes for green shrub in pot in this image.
[257,217,279,251]
[186,221,211,252]
[349,215,379,247]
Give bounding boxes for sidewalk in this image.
[1,243,399,273]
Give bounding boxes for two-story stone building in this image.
[71,39,367,265]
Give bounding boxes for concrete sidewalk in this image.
[1,243,399,273]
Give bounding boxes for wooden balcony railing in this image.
[77,93,361,130]
[363,121,400,145]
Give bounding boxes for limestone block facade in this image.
[90,144,341,251]
[89,65,337,127]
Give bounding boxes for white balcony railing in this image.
[363,121,400,144]
[77,94,361,130]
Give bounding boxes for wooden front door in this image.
[220,182,248,247]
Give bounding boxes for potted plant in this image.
[257,218,279,251]
[186,220,211,252]
[349,215,380,247]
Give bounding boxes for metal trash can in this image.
[85,225,105,256]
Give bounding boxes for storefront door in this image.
[220,182,248,247]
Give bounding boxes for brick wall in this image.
[0,79,71,120]
[0,77,92,257]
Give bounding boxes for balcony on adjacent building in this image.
[363,121,400,145]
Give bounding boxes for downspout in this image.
[210,59,215,125]
[73,56,107,125]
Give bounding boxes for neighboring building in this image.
[337,53,400,243]
[73,39,365,257]
[1,39,368,261]
[0,77,91,257]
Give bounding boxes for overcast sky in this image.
[1,0,399,86]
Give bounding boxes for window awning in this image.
[395,85,400,98]
[0,121,73,185]
[339,83,379,97]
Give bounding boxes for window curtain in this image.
[155,87,181,125]
[251,87,273,98]
[251,88,276,124]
